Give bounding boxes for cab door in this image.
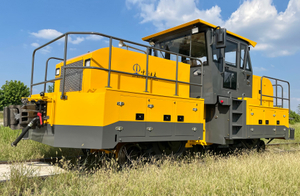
[223,39,238,91]
[238,44,253,97]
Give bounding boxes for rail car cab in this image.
[142,19,293,146]
[142,19,256,103]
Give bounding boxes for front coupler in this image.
[3,100,47,145]
[3,100,46,130]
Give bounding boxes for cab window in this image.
[225,41,237,67]
[155,32,208,66]
[240,44,246,69]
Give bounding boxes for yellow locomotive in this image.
[4,19,293,161]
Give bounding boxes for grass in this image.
[0,122,299,195]
[1,151,300,195]
[0,126,82,161]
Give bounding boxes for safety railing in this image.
[260,76,290,112]
[272,84,283,107]
[30,32,204,99]
[43,57,64,92]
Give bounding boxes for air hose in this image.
[11,114,42,147]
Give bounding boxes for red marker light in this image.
[220,100,224,104]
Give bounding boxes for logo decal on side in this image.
[133,64,141,74]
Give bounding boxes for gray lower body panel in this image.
[29,121,203,149]
[247,125,289,139]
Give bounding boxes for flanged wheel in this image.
[118,144,142,165]
[152,141,186,156]
[82,149,91,156]
[257,140,265,152]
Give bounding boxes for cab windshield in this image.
[155,32,208,66]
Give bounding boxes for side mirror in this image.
[215,28,227,49]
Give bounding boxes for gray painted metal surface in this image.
[205,98,290,145]
[190,30,253,104]
[29,121,203,149]
[247,125,289,139]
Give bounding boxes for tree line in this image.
[0,80,54,110]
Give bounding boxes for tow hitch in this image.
[3,99,47,146]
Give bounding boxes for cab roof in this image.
[142,19,257,47]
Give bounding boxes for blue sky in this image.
[0,0,299,111]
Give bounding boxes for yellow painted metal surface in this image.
[30,88,205,127]
[242,75,289,128]
[142,19,257,47]
[55,47,190,98]
[30,45,207,147]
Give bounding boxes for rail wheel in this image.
[256,140,265,152]
[82,149,91,156]
[152,141,186,156]
[117,143,142,166]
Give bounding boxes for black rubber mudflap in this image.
[3,107,8,127]
[290,128,295,140]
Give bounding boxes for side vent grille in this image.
[60,60,83,92]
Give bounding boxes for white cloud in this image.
[40,46,52,54]
[86,35,103,41]
[69,37,84,44]
[253,67,267,71]
[127,0,300,57]
[292,97,300,102]
[127,0,223,30]
[31,42,40,47]
[30,29,85,45]
[31,29,62,39]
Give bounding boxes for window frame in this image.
[224,39,238,67]
[245,49,252,71]
[240,43,247,69]
[155,30,209,67]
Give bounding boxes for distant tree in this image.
[0,80,30,110]
[47,83,54,93]
[290,110,300,124]
[298,104,300,115]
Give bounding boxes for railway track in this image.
[266,142,300,147]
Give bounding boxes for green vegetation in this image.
[47,83,54,93]
[0,80,29,110]
[290,110,300,124]
[0,126,81,161]
[1,149,300,195]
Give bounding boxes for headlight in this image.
[85,59,91,67]
[55,68,60,76]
